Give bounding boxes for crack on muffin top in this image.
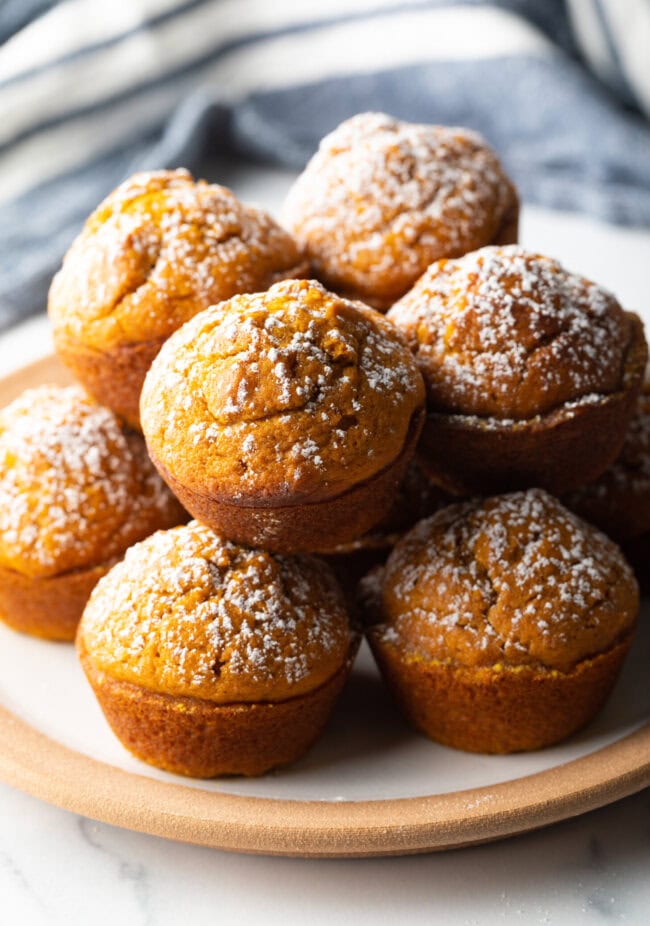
[0,386,184,578]
[48,169,306,350]
[377,489,638,672]
[79,520,352,702]
[283,112,516,306]
[141,279,425,501]
[388,246,633,419]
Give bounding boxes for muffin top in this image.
[564,384,650,541]
[0,386,185,579]
[372,489,638,672]
[79,520,353,703]
[282,113,516,308]
[141,278,425,502]
[388,246,636,419]
[49,169,307,351]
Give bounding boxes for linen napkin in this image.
[1,0,649,331]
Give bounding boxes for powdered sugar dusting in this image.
[142,278,424,499]
[378,489,637,671]
[80,520,352,701]
[283,112,516,305]
[0,386,182,578]
[49,169,305,348]
[388,245,630,419]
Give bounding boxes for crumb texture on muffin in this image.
[388,245,634,419]
[378,489,638,672]
[283,113,516,306]
[49,169,306,351]
[141,278,425,501]
[0,385,183,578]
[79,520,352,703]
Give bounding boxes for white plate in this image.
[1,193,649,856]
[0,357,648,858]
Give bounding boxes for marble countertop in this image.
[1,165,649,924]
[2,778,649,926]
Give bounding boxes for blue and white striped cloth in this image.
[1,0,649,331]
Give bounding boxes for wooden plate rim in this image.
[1,703,649,857]
[0,355,649,857]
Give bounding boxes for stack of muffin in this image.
[0,113,646,777]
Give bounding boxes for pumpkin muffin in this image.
[0,386,186,641]
[140,278,426,553]
[48,169,308,428]
[77,520,357,777]
[388,246,647,495]
[282,112,518,310]
[363,489,639,754]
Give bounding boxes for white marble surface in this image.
[1,778,649,926]
[1,166,649,924]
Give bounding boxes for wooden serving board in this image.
[0,355,648,857]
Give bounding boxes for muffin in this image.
[49,169,308,428]
[388,246,647,495]
[0,386,186,641]
[140,278,426,553]
[282,112,518,310]
[77,520,357,777]
[364,489,638,754]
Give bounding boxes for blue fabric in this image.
[0,0,57,45]
[0,0,649,331]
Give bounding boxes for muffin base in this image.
[418,312,647,496]
[53,334,165,431]
[149,408,425,555]
[0,560,116,642]
[78,640,357,777]
[368,633,634,754]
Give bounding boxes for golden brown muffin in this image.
[0,386,186,640]
[140,278,426,553]
[364,489,638,754]
[48,169,308,428]
[77,520,357,777]
[388,246,647,495]
[282,113,518,310]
